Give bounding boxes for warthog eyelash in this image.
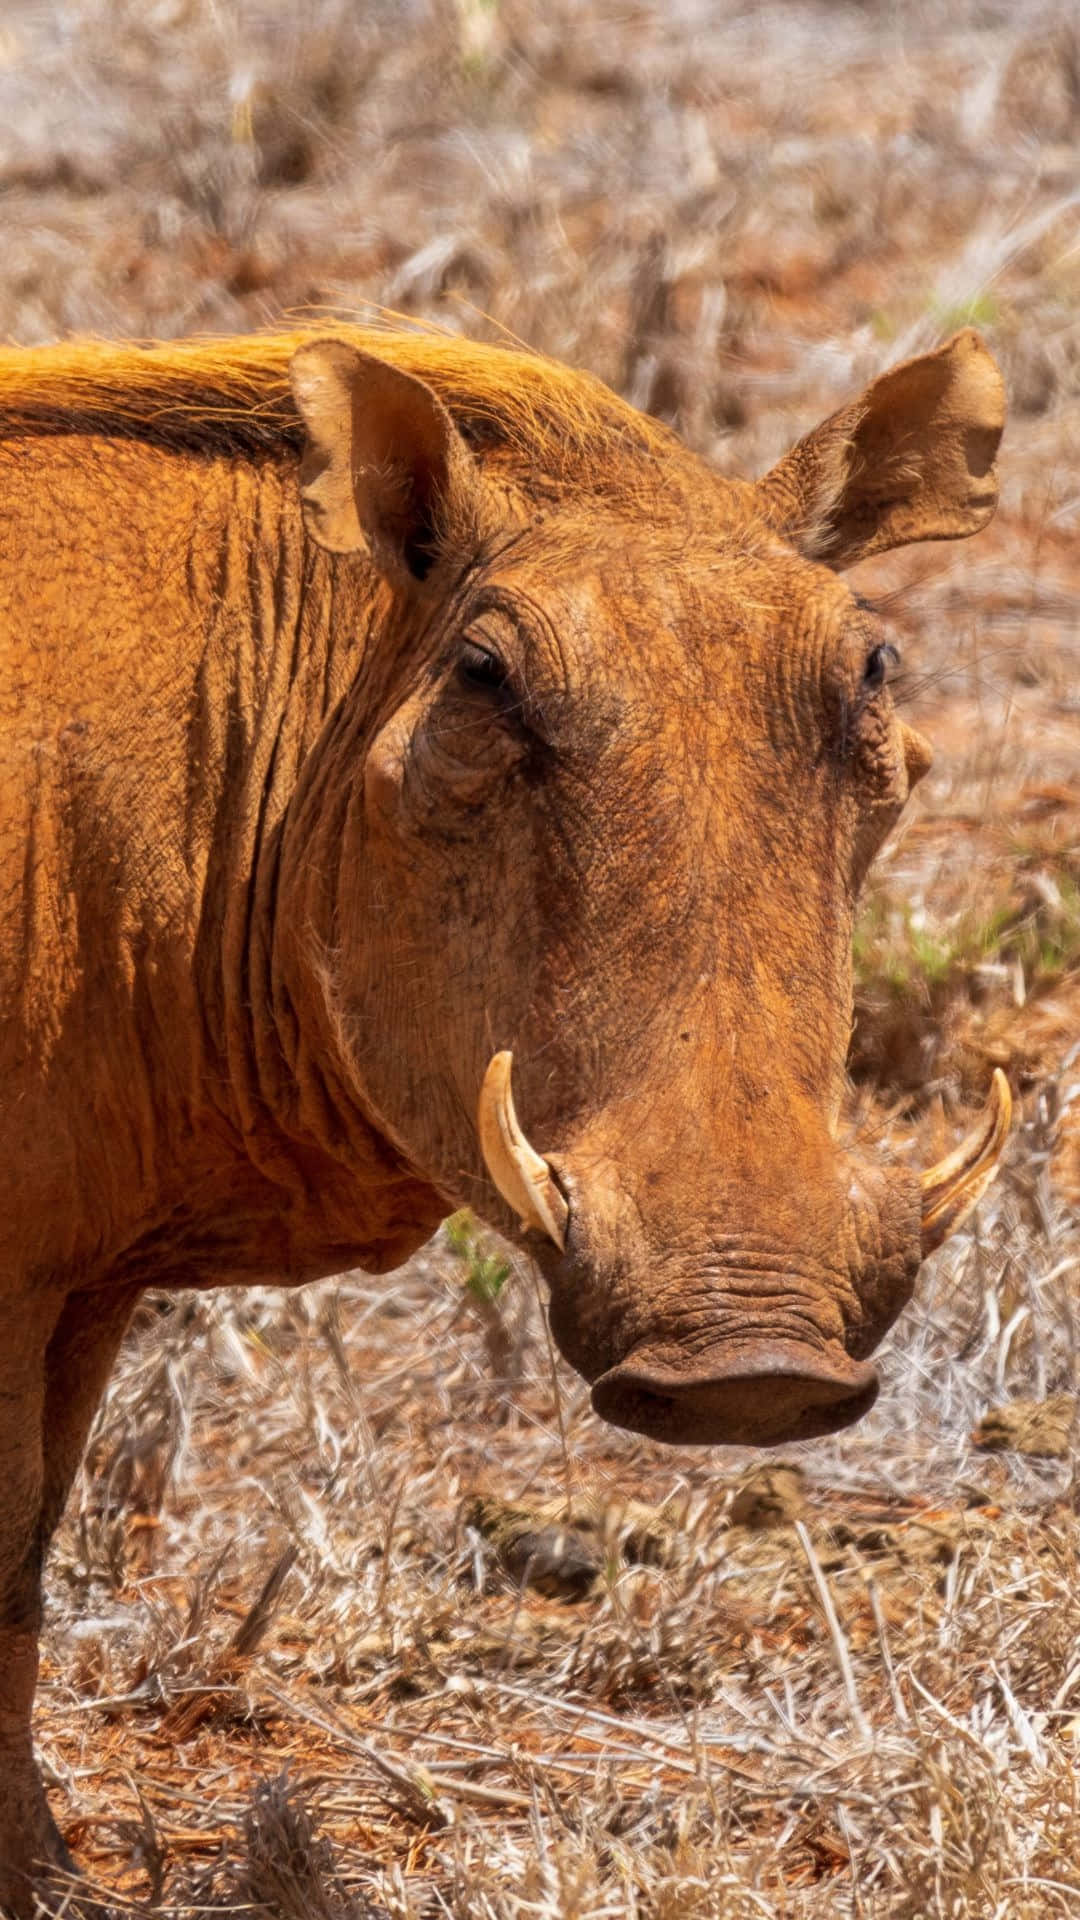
[458,638,510,694]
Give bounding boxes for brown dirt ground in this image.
[4,1,1080,1913]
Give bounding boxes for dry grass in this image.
[40,1163,1080,1919]
[5,0,1080,1911]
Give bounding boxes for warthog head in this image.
[287,328,1009,1446]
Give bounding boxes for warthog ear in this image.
[288,338,474,583]
[756,329,1005,569]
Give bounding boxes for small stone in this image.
[729,1463,806,1530]
[971,1394,1076,1459]
[498,1527,600,1601]
[462,1496,600,1600]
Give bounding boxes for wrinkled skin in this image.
[0,325,1003,1910]
[306,529,927,1423]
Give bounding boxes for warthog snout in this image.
[590,1339,880,1447]
[541,1197,908,1451]
[480,1055,1012,1448]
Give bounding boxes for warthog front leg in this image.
[0,1300,63,1920]
[0,1285,138,1918]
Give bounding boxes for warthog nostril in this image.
[591,1339,879,1446]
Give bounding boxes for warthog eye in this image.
[862,641,899,694]
[458,639,510,696]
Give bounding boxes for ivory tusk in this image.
[477,1050,568,1252]
[920,1068,1012,1256]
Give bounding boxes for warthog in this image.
[0,325,1008,1908]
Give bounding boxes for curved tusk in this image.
[920,1068,1012,1256]
[477,1051,568,1252]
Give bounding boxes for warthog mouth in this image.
[590,1338,879,1447]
